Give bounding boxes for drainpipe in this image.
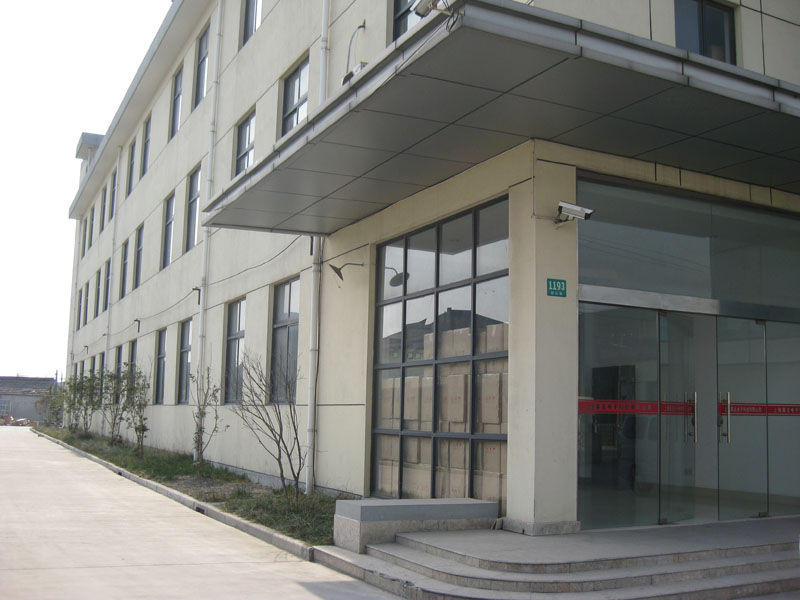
[306,0,330,495]
[198,0,223,385]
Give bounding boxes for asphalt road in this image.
[0,427,396,599]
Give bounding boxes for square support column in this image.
[505,158,580,535]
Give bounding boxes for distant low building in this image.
[0,377,56,423]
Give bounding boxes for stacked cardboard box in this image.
[379,376,401,428]
[438,373,468,431]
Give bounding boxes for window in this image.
[224,299,245,403]
[119,240,129,299]
[271,279,300,403]
[109,171,117,219]
[103,259,111,312]
[282,58,309,136]
[82,282,89,327]
[133,225,144,289]
[372,199,509,510]
[100,187,106,233]
[393,0,422,40]
[88,206,95,249]
[241,0,262,46]
[98,352,105,398]
[178,319,192,404]
[185,167,201,252]
[126,140,136,196]
[141,115,151,177]
[155,329,167,405]
[94,269,101,319]
[170,68,182,139]
[194,26,209,108]
[115,345,123,404]
[162,195,174,269]
[81,219,87,258]
[129,340,137,373]
[675,0,735,64]
[75,289,82,331]
[235,111,255,175]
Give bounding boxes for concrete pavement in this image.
[0,427,397,599]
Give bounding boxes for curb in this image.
[33,429,313,561]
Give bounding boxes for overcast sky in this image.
[0,1,172,379]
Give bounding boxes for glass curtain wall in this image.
[372,199,509,513]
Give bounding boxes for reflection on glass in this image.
[407,228,435,294]
[477,200,508,275]
[578,303,659,529]
[475,359,507,434]
[476,277,508,355]
[438,286,471,359]
[378,240,404,301]
[767,321,800,516]
[439,214,472,285]
[377,303,402,364]
[405,295,434,361]
[374,369,401,430]
[473,440,506,514]
[373,434,399,497]
[403,365,433,431]
[402,437,431,499]
[437,362,469,433]
[436,438,468,498]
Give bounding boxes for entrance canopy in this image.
[205,0,800,235]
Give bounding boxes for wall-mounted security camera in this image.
[413,0,439,17]
[557,201,594,223]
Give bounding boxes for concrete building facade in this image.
[67,0,800,534]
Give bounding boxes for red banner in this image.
[578,397,800,416]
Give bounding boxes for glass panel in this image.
[473,440,507,514]
[377,302,402,364]
[289,279,300,319]
[477,200,508,275]
[439,214,472,285]
[475,359,507,434]
[437,286,471,359]
[372,434,399,497]
[403,365,433,431]
[578,303,659,529]
[717,317,768,520]
[378,240,404,301]
[436,439,468,498]
[406,228,436,294]
[766,321,800,516]
[275,283,290,321]
[405,295,434,361]
[374,369,401,430]
[401,437,432,499]
[437,362,469,433]
[475,277,508,355]
[271,328,288,401]
[226,338,242,402]
[674,0,701,54]
[703,1,734,63]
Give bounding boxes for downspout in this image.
[198,0,223,387]
[306,0,330,494]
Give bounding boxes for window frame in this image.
[133,224,144,289]
[100,187,106,233]
[103,259,111,312]
[178,319,192,405]
[235,110,256,175]
[109,170,117,220]
[162,194,175,270]
[88,206,95,249]
[194,25,210,109]
[75,288,82,331]
[141,115,151,178]
[185,167,201,252]
[126,140,136,197]
[271,278,300,404]
[241,0,262,47]
[281,58,309,137]
[81,219,87,258]
[119,240,129,300]
[393,0,423,41]
[82,281,89,327]
[170,67,183,140]
[674,0,735,64]
[224,298,246,404]
[154,329,167,405]
[94,269,101,319]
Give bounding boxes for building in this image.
[0,377,56,423]
[67,0,800,535]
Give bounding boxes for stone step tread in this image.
[368,541,799,586]
[395,532,796,573]
[315,546,800,600]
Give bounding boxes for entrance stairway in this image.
[315,517,800,599]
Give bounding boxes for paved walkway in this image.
[0,427,397,600]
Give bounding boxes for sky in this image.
[0,1,173,379]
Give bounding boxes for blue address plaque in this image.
[547,278,567,297]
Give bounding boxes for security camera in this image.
[557,201,594,222]
[413,0,439,16]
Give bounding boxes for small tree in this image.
[100,369,127,444]
[123,364,151,458]
[36,385,64,426]
[62,376,85,432]
[234,353,305,503]
[78,371,102,434]
[191,368,225,474]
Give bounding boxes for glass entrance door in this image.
[717,317,768,520]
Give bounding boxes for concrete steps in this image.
[314,534,800,599]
